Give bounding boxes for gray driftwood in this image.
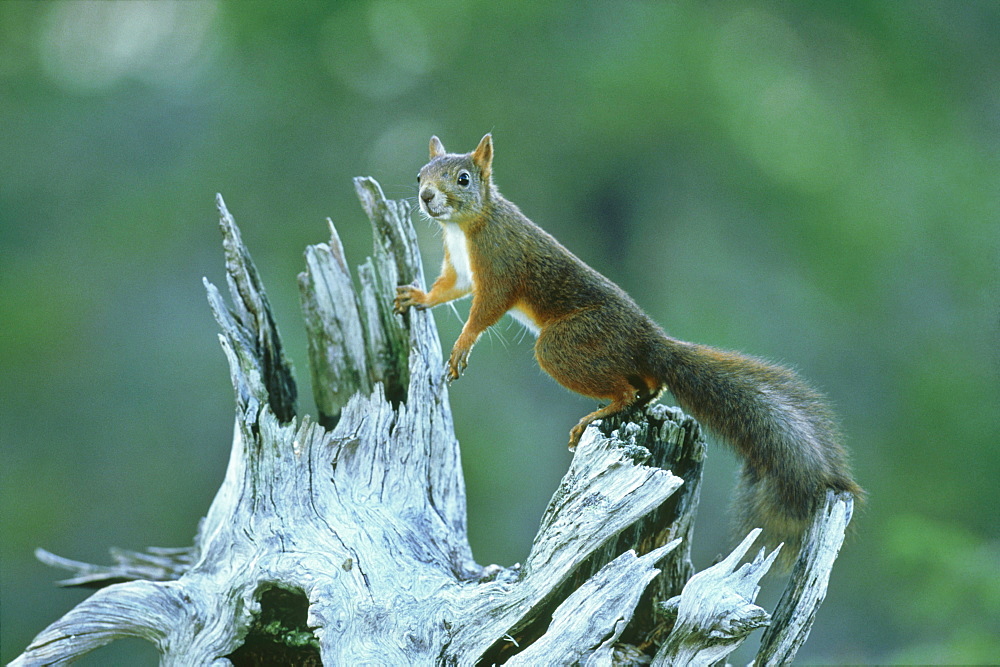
[12,179,854,665]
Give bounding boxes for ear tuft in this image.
[429,136,446,158]
[472,133,493,179]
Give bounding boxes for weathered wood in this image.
[504,540,681,666]
[298,218,371,423]
[33,546,194,588]
[590,406,706,651]
[756,490,856,665]
[12,179,854,666]
[653,529,777,666]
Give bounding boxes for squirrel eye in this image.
[457,171,470,187]
[416,173,421,183]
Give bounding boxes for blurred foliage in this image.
[1,1,997,664]
[880,515,1000,664]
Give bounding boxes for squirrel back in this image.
[396,134,862,566]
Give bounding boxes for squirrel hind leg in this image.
[567,388,643,451]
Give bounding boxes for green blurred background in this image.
[2,1,997,664]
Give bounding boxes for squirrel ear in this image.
[472,133,493,179]
[429,136,446,158]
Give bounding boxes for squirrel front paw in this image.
[447,344,472,382]
[394,285,427,314]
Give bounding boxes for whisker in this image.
[514,322,530,345]
[486,323,509,350]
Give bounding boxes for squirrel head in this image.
[417,134,494,224]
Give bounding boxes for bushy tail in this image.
[654,336,861,567]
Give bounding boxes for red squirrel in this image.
[394,134,861,561]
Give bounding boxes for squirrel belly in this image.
[508,305,542,336]
[396,133,862,566]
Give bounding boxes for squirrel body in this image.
[395,134,861,563]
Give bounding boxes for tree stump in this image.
[11,178,854,666]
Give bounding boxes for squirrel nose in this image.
[420,188,435,204]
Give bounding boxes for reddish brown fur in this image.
[395,134,862,566]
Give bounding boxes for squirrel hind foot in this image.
[567,419,591,451]
[568,389,649,451]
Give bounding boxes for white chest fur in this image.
[441,222,540,337]
[509,306,540,336]
[442,223,474,290]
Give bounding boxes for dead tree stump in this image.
[11,179,854,666]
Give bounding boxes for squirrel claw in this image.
[445,363,464,384]
[447,362,465,383]
[394,285,425,314]
[447,347,470,382]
